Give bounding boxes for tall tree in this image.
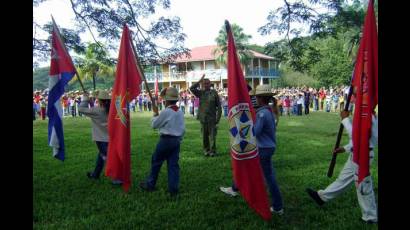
[33,0,190,66]
[213,23,252,66]
[259,0,374,66]
[75,43,114,90]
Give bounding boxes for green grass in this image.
[33,111,378,229]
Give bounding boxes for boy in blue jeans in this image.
[220,84,284,215]
[139,87,185,197]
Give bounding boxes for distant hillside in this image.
[33,66,115,92]
[33,67,49,91]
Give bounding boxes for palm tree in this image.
[213,23,253,66]
[74,43,114,90]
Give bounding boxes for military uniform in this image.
[190,82,222,156]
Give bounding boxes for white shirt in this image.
[297,98,304,104]
[151,105,185,137]
[344,86,350,95]
[342,115,378,157]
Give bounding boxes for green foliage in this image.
[274,65,319,88]
[214,23,253,66]
[33,67,50,91]
[33,112,378,229]
[308,37,353,87]
[74,43,115,90]
[260,0,377,86]
[248,44,265,54]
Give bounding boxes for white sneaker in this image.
[219,187,239,197]
[270,207,284,215]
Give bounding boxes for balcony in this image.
[144,67,279,82]
[245,67,280,79]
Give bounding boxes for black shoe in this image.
[87,172,98,179]
[139,182,155,192]
[360,218,377,224]
[306,188,324,206]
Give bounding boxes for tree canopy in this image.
[33,0,190,67]
[260,0,377,87]
[213,23,253,66]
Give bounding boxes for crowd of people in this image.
[33,85,352,121]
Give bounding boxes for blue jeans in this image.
[92,141,108,178]
[146,135,181,194]
[223,106,228,117]
[232,147,283,210]
[314,99,319,111]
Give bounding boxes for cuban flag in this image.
[47,18,76,161]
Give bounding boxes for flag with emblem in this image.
[225,20,271,221]
[106,24,142,192]
[47,17,77,161]
[352,0,378,184]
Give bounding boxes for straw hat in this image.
[97,90,111,100]
[254,85,275,96]
[160,87,179,101]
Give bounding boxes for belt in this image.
[351,148,374,151]
[160,134,179,138]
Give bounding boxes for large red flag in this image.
[352,0,378,184]
[106,24,142,192]
[225,20,271,221]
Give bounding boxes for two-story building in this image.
[143,45,279,92]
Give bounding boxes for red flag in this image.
[106,24,142,192]
[352,0,378,184]
[154,77,159,97]
[225,20,271,221]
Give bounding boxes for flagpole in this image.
[128,30,157,110]
[327,69,355,177]
[51,15,87,94]
[74,71,87,94]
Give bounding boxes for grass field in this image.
[33,111,378,229]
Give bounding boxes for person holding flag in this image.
[78,90,122,185]
[105,24,142,192]
[306,107,378,223]
[218,20,272,221]
[306,0,378,224]
[220,84,284,215]
[139,87,185,198]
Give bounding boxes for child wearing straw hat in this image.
[139,87,185,198]
[78,90,122,185]
[220,84,284,215]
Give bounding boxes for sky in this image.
[33,0,297,66]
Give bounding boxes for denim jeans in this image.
[297,104,303,116]
[92,141,108,178]
[232,147,283,210]
[146,135,181,194]
[304,103,309,114]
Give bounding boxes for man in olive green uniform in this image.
[190,74,222,156]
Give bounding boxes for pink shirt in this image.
[194,98,199,107]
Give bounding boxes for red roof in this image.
[174,45,274,63]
